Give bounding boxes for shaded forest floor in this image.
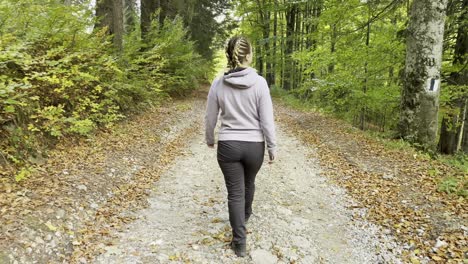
[0,88,466,263]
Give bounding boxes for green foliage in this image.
[149,17,206,95]
[15,166,34,182]
[440,153,468,174]
[291,0,405,131]
[1,0,210,174]
[236,0,407,132]
[438,176,467,198]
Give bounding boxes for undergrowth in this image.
[0,0,211,179]
[272,87,468,197]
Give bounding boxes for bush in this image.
[0,0,209,173]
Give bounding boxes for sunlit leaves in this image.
[0,0,208,171]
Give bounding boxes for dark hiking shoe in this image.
[230,241,246,257]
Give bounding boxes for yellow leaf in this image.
[45,221,58,231]
[410,257,420,264]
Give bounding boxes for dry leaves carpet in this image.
[0,92,206,263]
[275,101,466,264]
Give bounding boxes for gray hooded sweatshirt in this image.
[205,67,277,157]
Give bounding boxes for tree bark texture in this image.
[95,0,124,50]
[437,0,467,153]
[124,0,137,32]
[141,0,159,41]
[271,0,278,86]
[95,0,113,33]
[457,99,467,151]
[439,114,459,154]
[112,0,124,51]
[462,101,468,152]
[398,0,448,149]
[284,3,296,90]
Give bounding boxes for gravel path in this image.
[95,121,401,264]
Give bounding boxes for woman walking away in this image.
[204,36,277,257]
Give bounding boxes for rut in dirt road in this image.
[95,116,401,263]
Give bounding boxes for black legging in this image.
[217,140,265,245]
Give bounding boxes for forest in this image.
[0,0,467,263]
[0,0,231,178]
[235,0,467,153]
[0,0,467,179]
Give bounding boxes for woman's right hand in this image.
[268,151,275,164]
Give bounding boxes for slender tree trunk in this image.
[296,6,304,87]
[328,23,337,74]
[457,99,467,151]
[312,0,322,50]
[293,6,301,88]
[159,0,167,25]
[280,10,285,89]
[389,15,397,83]
[439,114,459,154]
[95,0,124,50]
[284,3,296,90]
[112,0,124,51]
[438,0,467,153]
[265,10,274,85]
[360,5,371,130]
[124,0,137,32]
[398,0,449,149]
[140,0,159,41]
[271,0,278,86]
[256,0,273,84]
[95,0,113,33]
[462,101,468,152]
[454,0,468,152]
[256,39,264,76]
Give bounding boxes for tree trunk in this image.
[159,0,170,25]
[141,0,159,41]
[280,10,285,89]
[271,0,278,86]
[453,0,468,153]
[328,23,337,74]
[256,0,272,83]
[439,114,459,154]
[398,0,448,149]
[457,99,467,151]
[265,10,274,85]
[284,3,296,90]
[95,0,124,50]
[112,0,124,51]
[294,6,302,88]
[360,5,371,131]
[438,0,467,153]
[312,1,322,50]
[462,101,468,152]
[124,0,137,32]
[95,0,113,34]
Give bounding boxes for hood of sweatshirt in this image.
[223,67,258,89]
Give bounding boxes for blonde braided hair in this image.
[225,36,252,69]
